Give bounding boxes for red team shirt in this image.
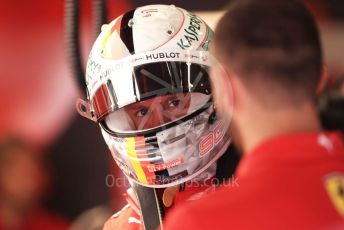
[164,132,344,230]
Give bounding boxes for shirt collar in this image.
[236,131,344,177]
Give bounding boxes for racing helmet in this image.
[77,4,232,188]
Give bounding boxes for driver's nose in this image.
[144,106,172,129]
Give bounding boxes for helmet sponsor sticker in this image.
[145,157,184,173]
[177,12,204,50]
[145,52,181,60]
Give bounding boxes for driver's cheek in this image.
[165,107,188,121]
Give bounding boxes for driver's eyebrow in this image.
[165,94,187,101]
[125,99,163,111]
[125,104,147,111]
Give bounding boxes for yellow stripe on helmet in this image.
[125,137,148,184]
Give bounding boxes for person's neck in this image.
[239,102,322,153]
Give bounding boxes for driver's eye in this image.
[136,108,149,117]
[168,99,182,108]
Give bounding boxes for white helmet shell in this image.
[77,5,232,188]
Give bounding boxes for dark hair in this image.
[214,0,323,105]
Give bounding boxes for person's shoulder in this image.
[103,204,142,230]
[163,185,245,229]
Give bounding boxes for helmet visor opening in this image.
[103,92,211,133]
[91,61,212,124]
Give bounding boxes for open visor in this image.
[88,61,212,133]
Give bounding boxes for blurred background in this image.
[0,0,343,229]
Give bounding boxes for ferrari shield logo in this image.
[324,174,344,218]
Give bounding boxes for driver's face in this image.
[124,93,191,130]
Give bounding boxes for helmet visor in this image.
[104,92,211,133]
[91,61,212,132]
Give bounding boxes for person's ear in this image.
[317,64,329,95]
